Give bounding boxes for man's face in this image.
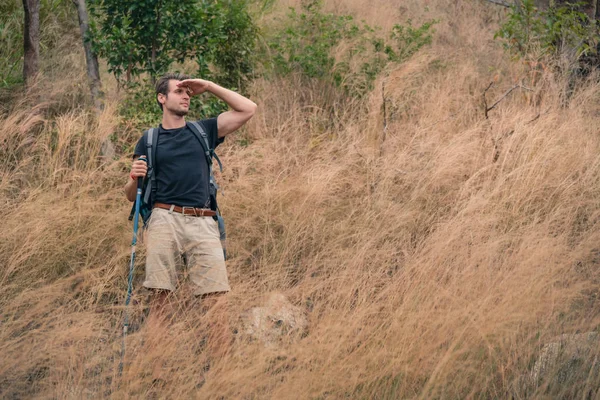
[159,79,191,116]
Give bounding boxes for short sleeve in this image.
[133,135,146,158]
[199,118,223,149]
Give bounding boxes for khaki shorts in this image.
[143,208,230,296]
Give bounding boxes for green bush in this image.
[495,0,599,62]
[0,7,23,88]
[386,20,437,62]
[267,0,436,95]
[88,0,256,128]
[0,0,77,89]
[89,0,257,89]
[209,0,257,91]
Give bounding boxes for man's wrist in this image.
[206,81,215,93]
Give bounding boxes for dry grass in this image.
[1,0,600,398]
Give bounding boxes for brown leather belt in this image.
[153,202,216,217]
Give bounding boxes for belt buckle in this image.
[181,206,197,216]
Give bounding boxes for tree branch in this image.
[380,78,388,157]
[525,107,551,125]
[484,83,533,119]
[483,0,512,7]
[483,81,494,119]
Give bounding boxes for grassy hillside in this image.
[1,0,600,398]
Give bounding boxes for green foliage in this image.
[89,0,257,90]
[495,0,542,55]
[267,0,436,95]
[269,1,359,79]
[88,0,256,128]
[0,0,77,89]
[0,5,23,88]
[386,20,436,62]
[542,3,594,56]
[118,79,229,130]
[495,0,599,61]
[209,0,257,91]
[89,0,209,81]
[118,81,162,129]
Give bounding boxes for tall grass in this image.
[1,0,599,398]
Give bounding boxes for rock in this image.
[527,331,600,396]
[240,293,308,347]
[64,386,98,399]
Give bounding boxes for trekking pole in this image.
[119,155,147,376]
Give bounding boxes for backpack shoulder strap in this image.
[143,127,158,205]
[187,121,223,172]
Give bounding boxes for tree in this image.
[72,0,115,158]
[72,0,103,111]
[88,0,256,90]
[22,0,40,86]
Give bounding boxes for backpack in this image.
[129,120,227,259]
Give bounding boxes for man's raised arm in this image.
[177,79,257,137]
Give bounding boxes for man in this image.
[125,73,256,374]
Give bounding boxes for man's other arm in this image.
[124,156,147,202]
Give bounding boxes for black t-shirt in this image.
[133,118,223,208]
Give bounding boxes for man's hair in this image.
[155,72,191,110]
